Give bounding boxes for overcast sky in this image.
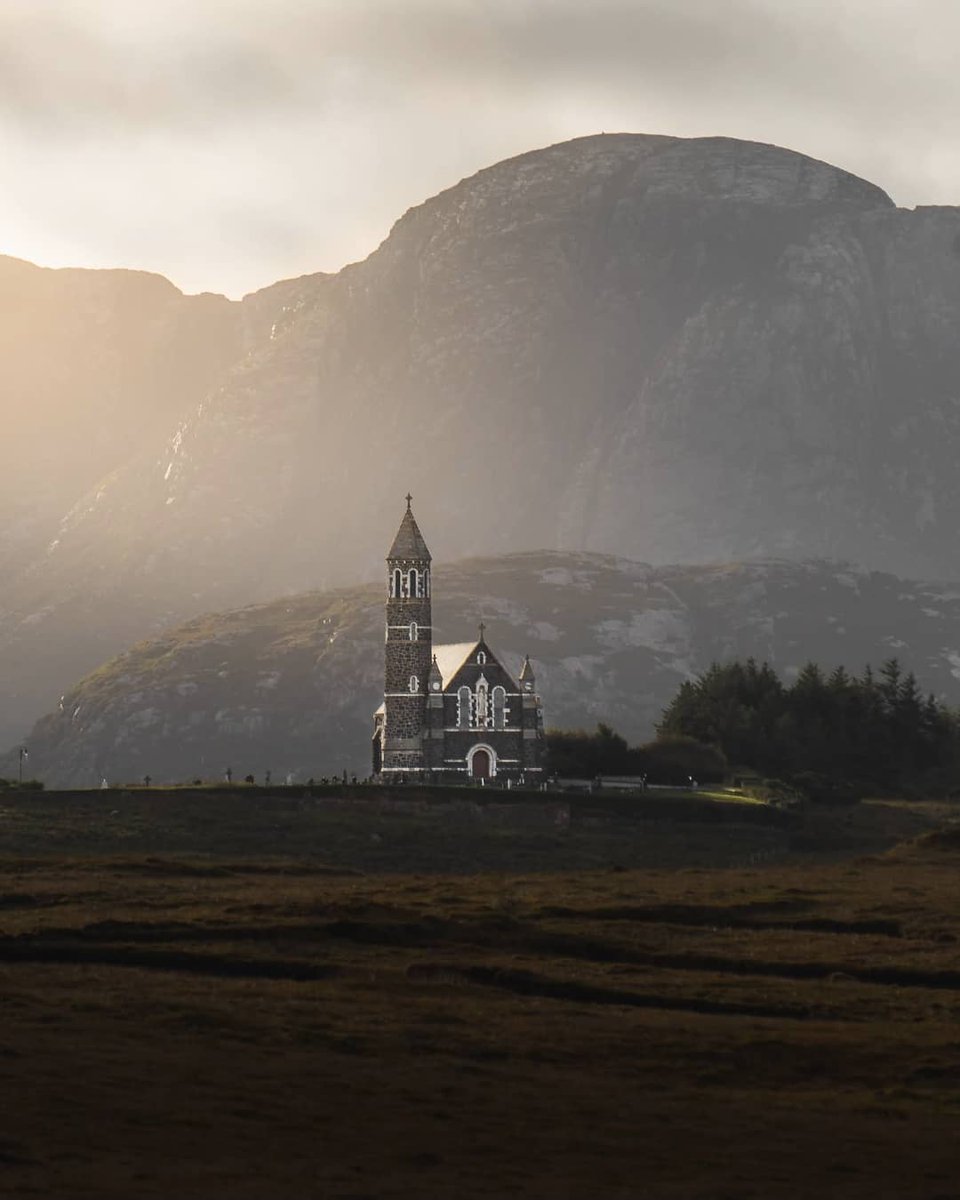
[1,0,957,297]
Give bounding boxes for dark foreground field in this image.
[1,792,959,1198]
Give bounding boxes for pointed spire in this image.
[519,654,535,683]
[428,654,443,689]
[387,497,431,561]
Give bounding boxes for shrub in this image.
[789,771,861,806]
[638,736,727,785]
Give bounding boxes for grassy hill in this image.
[13,552,960,787]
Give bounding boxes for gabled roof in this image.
[387,500,431,561]
[432,639,522,691]
[432,642,477,685]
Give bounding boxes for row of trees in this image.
[657,657,958,790]
[547,658,960,795]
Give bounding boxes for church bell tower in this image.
[382,495,433,774]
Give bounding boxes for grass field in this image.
[0,790,959,1197]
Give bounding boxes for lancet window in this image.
[457,686,472,729]
[492,686,506,730]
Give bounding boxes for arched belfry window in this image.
[409,622,418,642]
[477,651,486,665]
[492,686,506,730]
[423,569,430,597]
[392,568,402,598]
[408,568,419,598]
[458,686,471,729]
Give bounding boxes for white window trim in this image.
[443,727,523,734]
[466,743,498,778]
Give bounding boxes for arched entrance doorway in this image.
[468,744,497,780]
[471,749,491,779]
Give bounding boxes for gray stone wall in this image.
[424,692,445,770]
[431,641,545,778]
[379,552,545,778]
[383,554,432,770]
[521,691,545,772]
[440,728,525,773]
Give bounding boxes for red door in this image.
[471,749,491,780]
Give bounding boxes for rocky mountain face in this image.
[0,261,323,741]
[4,133,960,747]
[0,256,242,576]
[12,553,960,788]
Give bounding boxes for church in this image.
[372,498,544,782]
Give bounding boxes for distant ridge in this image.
[12,553,960,787]
[1,132,960,747]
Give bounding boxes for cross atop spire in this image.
[387,497,431,561]
[478,621,486,640]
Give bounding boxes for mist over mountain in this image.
[0,256,241,576]
[3,132,960,747]
[12,553,960,788]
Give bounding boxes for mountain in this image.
[0,256,241,576]
[4,133,960,746]
[0,261,320,741]
[12,553,960,788]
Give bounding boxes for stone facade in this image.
[381,498,433,772]
[374,501,544,782]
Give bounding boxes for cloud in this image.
[0,0,958,295]
[0,0,954,136]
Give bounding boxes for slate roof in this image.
[387,502,431,561]
[432,642,478,685]
[432,640,523,691]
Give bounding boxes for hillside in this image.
[4,133,960,746]
[0,256,242,577]
[13,552,960,787]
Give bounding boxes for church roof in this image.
[432,642,477,685]
[387,499,431,561]
[432,639,523,690]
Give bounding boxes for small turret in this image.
[428,654,443,694]
[519,654,536,692]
